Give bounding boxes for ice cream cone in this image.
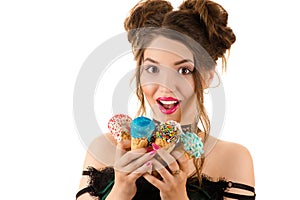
[130,116,155,150]
[154,120,182,153]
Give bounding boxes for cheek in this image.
[179,76,195,99]
[141,84,158,102]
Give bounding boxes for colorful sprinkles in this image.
[107,114,204,158]
[155,120,182,144]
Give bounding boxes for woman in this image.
[77,0,255,199]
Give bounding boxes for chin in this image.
[152,107,182,123]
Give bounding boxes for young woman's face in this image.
[140,36,197,123]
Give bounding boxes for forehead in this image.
[144,36,193,61]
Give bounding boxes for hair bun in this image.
[180,0,236,60]
[124,0,173,43]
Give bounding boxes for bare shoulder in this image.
[82,133,117,170]
[78,133,116,192]
[205,139,255,186]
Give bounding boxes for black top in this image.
[76,166,255,200]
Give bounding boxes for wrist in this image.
[106,184,135,200]
[161,197,189,200]
[161,191,189,200]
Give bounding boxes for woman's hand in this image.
[143,148,190,200]
[106,140,156,200]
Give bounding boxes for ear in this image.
[204,69,215,89]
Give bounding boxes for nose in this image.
[157,74,176,93]
[158,69,178,93]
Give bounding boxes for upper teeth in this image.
[159,100,177,105]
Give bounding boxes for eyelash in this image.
[178,67,194,75]
[145,65,159,73]
[144,65,194,75]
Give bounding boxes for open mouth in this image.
[156,97,181,115]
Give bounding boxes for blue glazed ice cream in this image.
[130,116,155,149]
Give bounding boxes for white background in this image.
[1,0,299,199]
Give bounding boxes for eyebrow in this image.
[174,59,194,65]
[144,58,194,65]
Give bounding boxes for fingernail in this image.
[146,161,151,166]
[152,143,160,150]
[148,150,156,156]
[146,146,153,152]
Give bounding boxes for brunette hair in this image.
[124,0,235,185]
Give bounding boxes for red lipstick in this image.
[156,97,181,115]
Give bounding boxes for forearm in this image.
[105,185,135,200]
[160,190,189,200]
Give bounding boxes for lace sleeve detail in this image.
[76,166,115,199]
[223,181,256,200]
[198,174,256,200]
[76,168,256,200]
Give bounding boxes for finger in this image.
[127,161,153,182]
[118,139,131,149]
[130,160,152,179]
[115,139,131,161]
[121,150,157,173]
[151,158,167,171]
[143,172,164,189]
[171,150,189,173]
[156,148,182,174]
[116,148,147,168]
[151,158,174,180]
[156,148,177,168]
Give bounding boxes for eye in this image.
[145,65,159,74]
[178,67,193,75]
